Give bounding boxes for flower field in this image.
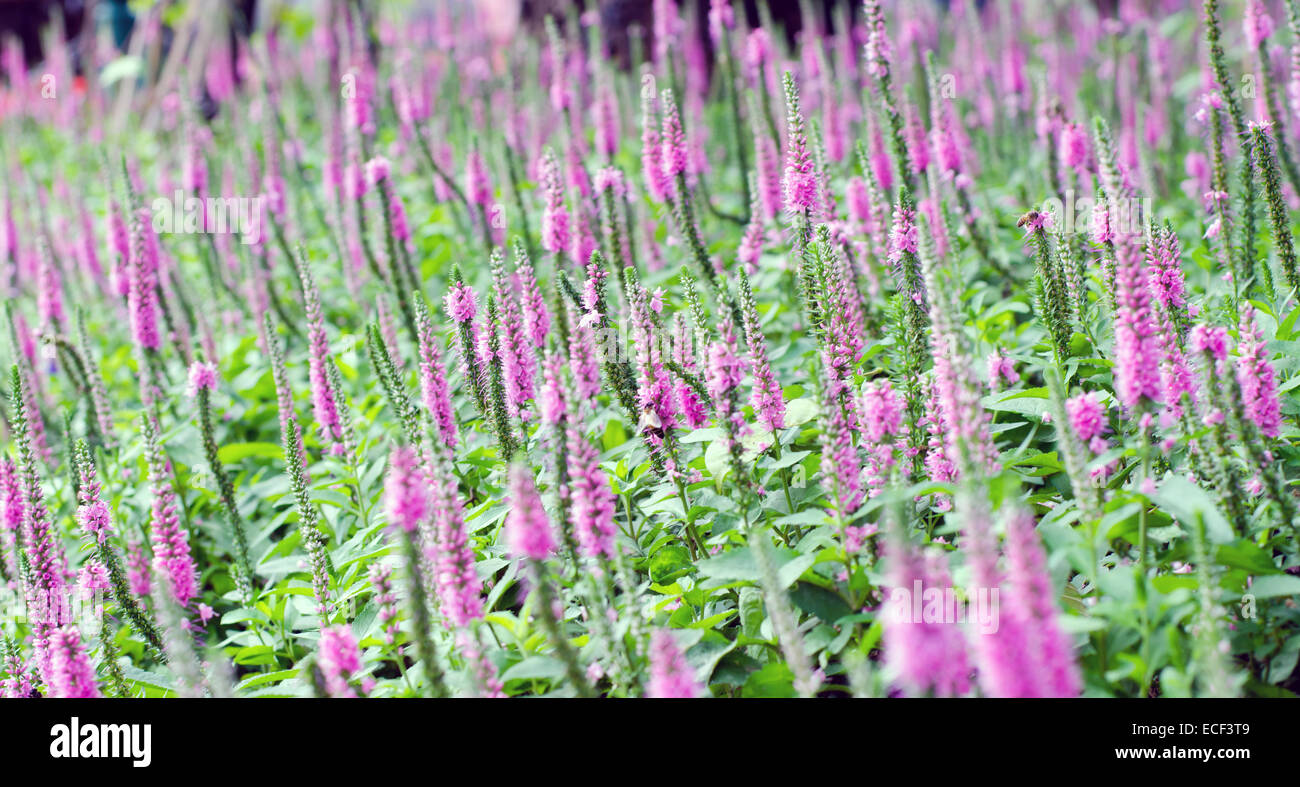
[1,0,1299,701]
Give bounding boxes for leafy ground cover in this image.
[1,0,1299,699]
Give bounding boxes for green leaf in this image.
[783,398,819,427]
[680,426,724,444]
[120,665,176,695]
[686,611,737,629]
[1007,451,1063,474]
[233,645,278,666]
[1068,333,1093,357]
[998,386,1049,400]
[1057,615,1109,634]
[789,581,853,624]
[704,430,773,479]
[697,547,759,583]
[776,553,815,589]
[981,388,1050,417]
[773,509,827,527]
[685,631,736,686]
[235,669,299,692]
[1243,678,1299,698]
[760,449,811,471]
[1150,477,1234,544]
[601,420,627,451]
[648,545,696,585]
[1247,574,1300,599]
[1215,539,1282,575]
[738,587,765,638]
[704,440,730,480]
[217,442,286,463]
[698,544,810,588]
[1275,305,1300,341]
[501,656,566,683]
[1151,574,1198,594]
[741,662,797,698]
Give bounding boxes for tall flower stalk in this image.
[72,439,165,658]
[9,364,70,681]
[1204,0,1258,281]
[383,445,449,698]
[1249,122,1299,291]
[413,293,458,450]
[444,267,489,416]
[188,360,254,601]
[141,412,198,612]
[269,331,333,625]
[293,247,354,457]
[506,461,595,698]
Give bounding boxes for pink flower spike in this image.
[1190,324,1229,362]
[1235,306,1283,437]
[47,626,100,698]
[660,89,689,180]
[539,149,571,256]
[1066,392,1107,443]
[506,463,555,561]
[383,446,428,534]
[187,360,218,398]
[647,629,703,698]
[318,625,365,698]
[444,281,478,323]
[1244,0,1274,48]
